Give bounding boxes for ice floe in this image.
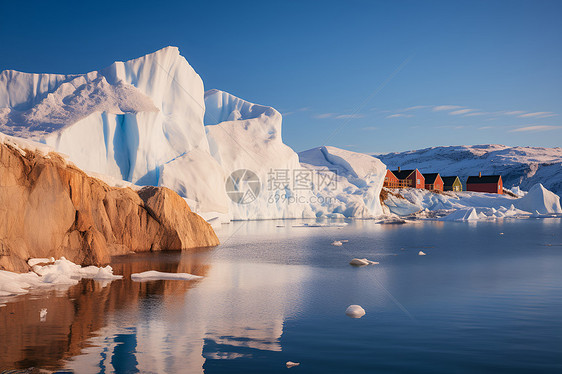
[130,270,203,282]
[0,257,122,305]
[345,305,366,318]
[349,258,379,266]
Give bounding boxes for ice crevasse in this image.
[0,46,387,220]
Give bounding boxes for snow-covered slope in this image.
[377,145,562,198]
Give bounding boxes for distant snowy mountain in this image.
[377,145,562,197]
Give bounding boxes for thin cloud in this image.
[433,105,463,112]
[313,113,335,119]
[504,111,526,115]
[465,112,487,116]
[403,105,430,111]
[478,126,493,130]
[386,113,413,118]
[335,114,364,119]
[362,126,378,131]
[510,125,561,132]
[518,112,557,118]
[449,109,475,115]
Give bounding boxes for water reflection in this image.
[64,256,309,373]
[1,219,560,373]
[0,248,213,371]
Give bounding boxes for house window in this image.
[417,179,420,185]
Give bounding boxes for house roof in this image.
[466,175,502,184]
[441,176,460,186]
[423,173,440,184]
[391,169,416,180]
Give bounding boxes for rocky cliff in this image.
[0,134,219,272]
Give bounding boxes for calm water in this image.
[1,219,561,373]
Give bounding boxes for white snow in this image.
[331,240,343,246]
[384,183,561,220]
[130,270,203,282]
[418,251,427,256]
[349,258,379,266]
[345,304,366,318]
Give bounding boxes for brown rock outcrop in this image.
[0,140,219,272]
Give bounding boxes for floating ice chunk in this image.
[1,258,122,306]
[500,232,504,235]
[40,308,47,322]
[349,258,379,266]
[41,272,78,285]
[418,251,426,256]
[340,240,349,243]
[93,266,123,280]
[131,270,203,282]
[331,240,343,247]
[345,305,366,318]
[440,207,480,221]
[286,361,300,368]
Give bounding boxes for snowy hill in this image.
[377,145,562,197]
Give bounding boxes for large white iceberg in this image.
[0,47,388,221]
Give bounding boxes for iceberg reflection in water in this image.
[1,218,561,373]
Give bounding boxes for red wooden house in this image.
[466,173,503,194]
[423,173,444,191]
[383,169,399,188]
[390,168,425,189]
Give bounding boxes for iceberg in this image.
[513,183,562,214]
[298,146,387,218]
[0,47,389,221]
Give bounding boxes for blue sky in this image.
[1,0,560,153]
